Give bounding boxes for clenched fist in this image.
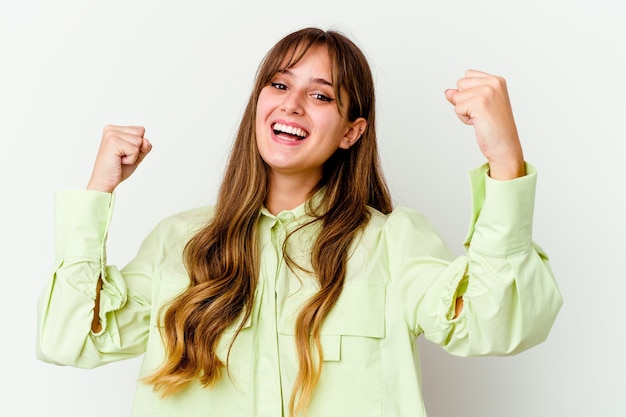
[86,125,152,193]
[445,70,525,180]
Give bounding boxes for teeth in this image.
[273,122,307,139]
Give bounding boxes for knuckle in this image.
[130,126,145,136]
[490,76,506,90]
[102,124,121,141]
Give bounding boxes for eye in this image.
[270,82,288,90]
[311,93,335,102]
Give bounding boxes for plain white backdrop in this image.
[2,0,624,416]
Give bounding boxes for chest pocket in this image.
[277,282,386,360]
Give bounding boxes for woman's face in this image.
[255,44,365,183]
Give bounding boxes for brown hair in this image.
[144,27,392,416]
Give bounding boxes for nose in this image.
[280,90,304,115]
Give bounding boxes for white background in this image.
[2,1,624,416]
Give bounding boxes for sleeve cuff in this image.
[54,190,114,259]
[464,163,537,256]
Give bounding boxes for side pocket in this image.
[140,272,189,374]
[140,272,254,417]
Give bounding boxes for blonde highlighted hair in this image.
[144,27,392,416]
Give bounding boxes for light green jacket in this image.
[37,164,562,417]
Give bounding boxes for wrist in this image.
[487,154,525,180]
[86,178,116,193]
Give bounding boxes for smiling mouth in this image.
[272,122,309,141]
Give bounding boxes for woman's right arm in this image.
[36,125,153,368]
[87,124,152,333]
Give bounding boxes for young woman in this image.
[37,27,562,417]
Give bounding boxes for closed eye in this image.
[311,93,335,102]
[270,82,288,90]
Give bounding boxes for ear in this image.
[339,118,367,149]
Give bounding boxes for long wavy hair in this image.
[144,27,393,416]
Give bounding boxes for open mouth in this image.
[272,122,308,141]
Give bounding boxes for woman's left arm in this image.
[388,72,562,355]
[446,70,527,317]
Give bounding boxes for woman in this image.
[37,27,562,417]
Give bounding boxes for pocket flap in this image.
[279,283,386,339]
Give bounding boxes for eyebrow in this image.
[277,69,334,88]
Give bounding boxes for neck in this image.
[265,171,321,215]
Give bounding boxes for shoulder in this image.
[363,206,454,260]
[366,206,436,234]
[150,205,216,241]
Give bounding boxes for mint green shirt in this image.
[37,164,562,417]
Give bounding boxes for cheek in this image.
[256,88,274,118]
[255,102,269,137]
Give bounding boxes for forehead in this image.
[277,44,332,76]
